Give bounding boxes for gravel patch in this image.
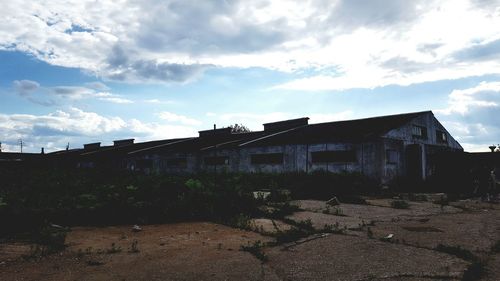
[286,211,366,230]
[293,199,462,223]
[250,218,293,234]
[267,234,469,281]
[0,222,275,281]
[369,210,500,254]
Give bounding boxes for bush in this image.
[240,240,268,262]
[391,200,410,209]
[0,166,376,238]
[274,227,310,244]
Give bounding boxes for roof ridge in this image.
[308,110,431,126]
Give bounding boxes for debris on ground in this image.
[131,225,142,232]
[326,197,340,206]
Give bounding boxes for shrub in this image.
[228,213,252,230]
[266,202,300,219]
[274,227,310,244]
[391,200,410,209]
[106,243,122,254]
[128,239,140,253]
[240,240,268,262]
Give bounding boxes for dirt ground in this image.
[1,198,499,281]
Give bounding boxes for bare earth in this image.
[1,199,499,281]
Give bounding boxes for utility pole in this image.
[0,141,2,152]
[214,124,217,189]
[18,139,24,153]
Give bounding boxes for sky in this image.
[1,0,500,153]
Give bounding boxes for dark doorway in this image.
[406,144,423,181]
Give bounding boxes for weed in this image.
[367,227,374,239]
[229,213,253,230]
[293,219,314,231]
[332,207,345,216]
[274,227,310,244]
[240,240,268,262]
[86,259,105,266]
[391,200,410,209]
[435,196,449,210]
[22,245,46,261]
[21,225,68,260]
[85,247,92,255]
[322,223,345,234]
[128,239,140,253]
[266,202,300,219]
[106,243,122,254]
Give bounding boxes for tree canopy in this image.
[228,124,251,133]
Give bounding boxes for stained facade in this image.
[47,111,463,184]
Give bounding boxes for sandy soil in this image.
[0,222,276,281]
[1,199,499,281]
[250,218,293,234]
[369,211,500,254]
[266,234,468,281]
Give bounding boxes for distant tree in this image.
[489,145,500,152]
[229,123,251,133]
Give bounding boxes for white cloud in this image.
[437,81,500,115]
[157,111,202,126]
[143,99,176,105]
[436,81,500,151]
[85,81,110,91]
[1,0,500,87]
[13,80,40,96]
[98,96,134,104]
[0,107,198,152]
[13,80,133,105]
[209,110,354,130]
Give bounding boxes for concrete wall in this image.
[124,112,462,185]
[382,112,463,181]
[129,141,389,183]
[384,112,462,149]
[235,142,384,180]
[307,143,360,173]
[238,145,289,173]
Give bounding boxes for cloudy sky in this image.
[1,0,500,153]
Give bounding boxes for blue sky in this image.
[1,0,500,153]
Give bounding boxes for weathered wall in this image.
[381,138,405,184]
[307,143,360,173]
[384,112,462,149]
[383,112,463,181]
[238,145,289,173]
[123,112,462,185]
